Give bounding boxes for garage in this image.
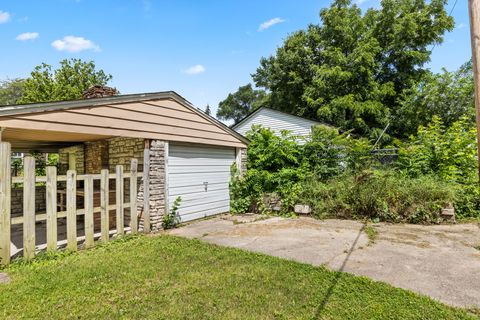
[168,144,236,222]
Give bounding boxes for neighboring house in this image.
[0,91,248,225]
[232,107,326,141]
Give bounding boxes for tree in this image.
[18,59,113,104]
[395,61,474,137]
[205,104,211,116]
[0,78,26,105]
[216,84,267,123]
[252,0,454,139]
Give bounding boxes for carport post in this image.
[0,142,11,265]
[143,140,151,233]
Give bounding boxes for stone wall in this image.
[138,140,167,232]
[108,137,145,172]
[84,140,108,174]
[11,186,46,217]
[58,145,85,175]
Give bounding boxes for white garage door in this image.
[168,144,236,222]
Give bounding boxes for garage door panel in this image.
[169,189,230,205]
[169,166,231,174]
[168,173,231,188]
[168,144,235,222]
[179,206,230,222]
[169,183,228,195]
[170,145,235,157]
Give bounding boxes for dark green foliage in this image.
[396,61,475,137]
[299,171,455,224]
[204,104,211,116]
[162,196,181,229]
[216,84,267,123]
[18,58,113,104]
[0,78,25,105]
[252,0,454,139]
[397,117,477,184]
[232,119,480,221]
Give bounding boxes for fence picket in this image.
[46,166,57,251]
[84,175,94,248]
[130,159,138,234]
[66,170,77,251]
[116,165,124,236]
[23,156,36,260]
[100,169,109,243]
[0,142,11,265]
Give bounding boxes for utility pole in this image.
[468,0,480,179]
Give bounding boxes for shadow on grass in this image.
[314,224,365,318]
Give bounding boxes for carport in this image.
[0,91,248,264]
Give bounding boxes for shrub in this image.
[298,170,456,223]
[397,116,477,183]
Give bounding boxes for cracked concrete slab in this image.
[169,215,480,308]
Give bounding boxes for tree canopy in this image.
[395,61,474,138]
[18,58,113,104]
[0,78,25,105]
[216,84,267,123]
[251,0,454,139]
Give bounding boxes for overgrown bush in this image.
[397,116,477,183]
[231,120,480,222]
[298,171,456,223]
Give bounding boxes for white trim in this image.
[164,141,169,214]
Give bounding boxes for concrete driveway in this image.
[169,215,480,308]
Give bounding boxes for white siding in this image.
[233,108,323,141]
[168,144,235,222]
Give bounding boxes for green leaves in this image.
[18,59,113,104]
[397,116,477,184]
[216,84,267,123]
[252,0,453,139]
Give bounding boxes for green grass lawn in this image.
[0,235,476,320]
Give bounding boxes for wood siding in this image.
[234,108,323,142]
[0,98,246,148]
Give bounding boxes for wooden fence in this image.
[0,142,147,265]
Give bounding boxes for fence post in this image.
[23,156,36,260]
[0,142,11,265]
[46,166,57,252]
[84,175,94,248]
[116,165,124,236]
[130,159,138,234]
[66,170,77,251]
[143,141,151,233]
[100,169,109,243]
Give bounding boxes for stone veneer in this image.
[58,145,85,175]
[11,186,46,217]
[59,137,167,231]
[137,140,166,232]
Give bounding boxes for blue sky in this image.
[0,0,471,118]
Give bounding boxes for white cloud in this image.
[0,11,10,24]
[184,64,206,75]
[16,32,39,41]
[51,36,100,53]
[354,0,368,4]
[258,17,285,32]
[456,23,466,30]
